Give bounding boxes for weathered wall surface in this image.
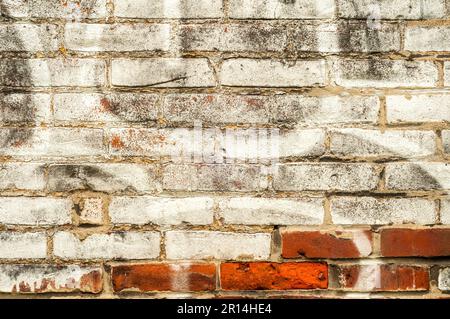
[0,0,449,298]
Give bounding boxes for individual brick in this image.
[330,264,430,291]
[220,59,326,87]
[0,232,47,259]
[273,164,379,192]
[0,197,72,226]
[162,94,271,125]
[228,0,335,19]
[218,197,324,225]
[0,0,108,18]
[77,198,104,225]
[53,231,160,260]
[442,199,450,225]
[0,93,51,124]
[442,131,450,154]
[331,197,436,225]
[65,23,171,52]
[0,264,102,293]
[386,94,450,124]
[333,59,438,88]
[0,128,105,157]
[109,196,214,225]
[439,268,450,291]
[282,229,373,259]
[0,24,58,52]
[405,26,450,51]
[114,0,223,19]
[165,231,271,260]
[380,228,450,257]
[330,129,436,158]
[0,163,46,191]
[53,93,159,123]
[0,59,106,87]
[272,95,380,125]
[112,58,215,87]
[29,0,107,19]
[47,163,159,193]
[162,164,268,192]
[220,262,328,290]
[111,263,216,292]
[292,22,400,53]
[337,0,446,19]
[385,162,450,190]
[179,23,288,52]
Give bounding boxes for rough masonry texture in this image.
[0,0,449,299]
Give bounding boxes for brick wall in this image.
[0,0,449,298]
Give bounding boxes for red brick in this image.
[220,262,328,290]
[381,228,450,257]
[111,263,216,292]
[282,230,373,259]
[332,264,429,291]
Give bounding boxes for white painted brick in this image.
[112,58,215,87]
[0,128,105,157]
[274,163,379,191]
[0,0,28,17]
[0,59,105,87]
[0,232,47,259]
[221,59,326,87]
[65,23,171,52]
[109,196,214,225]
[293,23,400,53]
[165,231,271,260]
[29,0,107,19]
[0,163,46,191]
[333,59,438,88]
[78,198,103,225]
[229,0,335,19]
[0,93,51,123]
[273,95,380,125]
[0,24,58,52]
[218,197,324,225]
[108,128,325,159]
[53,93,159,123]
[386,94,450,124]
[0,197,72,226]
[0,264,102,293]
[337,0,446,19]
[330,129,436,158]
[114,0,223,18]
[163,164,268,192]
[443,131,450,154]
[179,24,288,52]
[441,199,450,224]
[53,231,160,260]
[385,162,450,190]
[439,268,450,291]
[48,163,159,193]
[406,26,450,52]
[331,197,437,225]
[445,62,450,87]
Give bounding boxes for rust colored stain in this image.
[282,230,373,259]
[100,97,112,112]
[244,97,264,108]
[111,135,125,149]
[80,270,103,293]
[336,264,429,291]
[204,95,215,103]
[380,228,450,257]
[220,262,328,290]
[111,264,216,292]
